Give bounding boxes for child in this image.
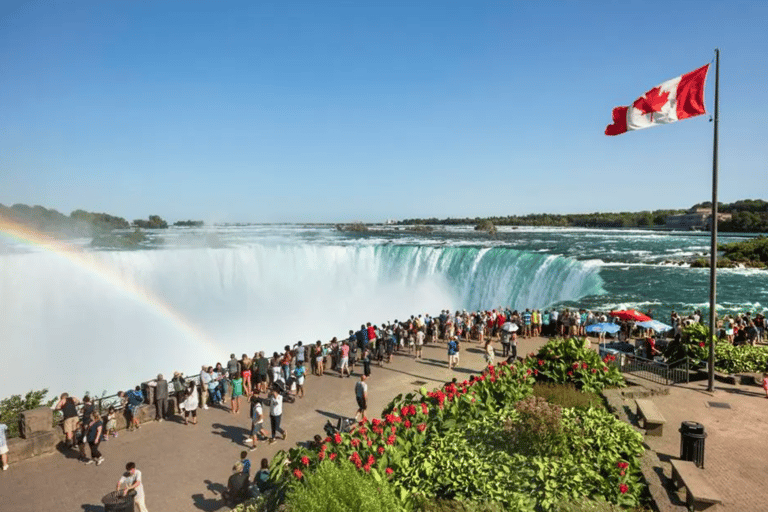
[239,450,251,477]
[230,371,244,414]
[293,362,306,399]
[104,406,118,440]
[763,373,768,399]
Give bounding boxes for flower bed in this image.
[240,339,643,512]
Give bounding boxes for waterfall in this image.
[0,242,603,397]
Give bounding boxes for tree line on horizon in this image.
[400,199,768,233]
[0,203,203,238]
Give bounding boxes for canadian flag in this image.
[605,64,709,136]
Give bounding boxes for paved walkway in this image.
[625,377,768,511]
[3,337,764,511]
[0,338,549,512]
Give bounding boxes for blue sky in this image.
[2,0,767,223]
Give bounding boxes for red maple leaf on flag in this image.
[632,87,670,121]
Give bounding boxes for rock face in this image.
[20,407,53,439]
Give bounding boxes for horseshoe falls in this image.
[0,234,602,397]
[4,223,766,398]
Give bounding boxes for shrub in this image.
[505,396,564,456]
[415,498,506,512]
[0,389,54,439]
[714,343,768,374]
[532,383,604,410]
[524,337,625,393]
[283,460,400,512]
[663,323,711,363]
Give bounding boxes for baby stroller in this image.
[323,416,355,437]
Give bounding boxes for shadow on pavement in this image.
[211,423,250,446]
[81,505,105,512]
[191,480,229,511]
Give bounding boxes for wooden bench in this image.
[635,398,666,436]
[670,459,722,511]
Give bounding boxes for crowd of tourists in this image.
[7,304,764,509]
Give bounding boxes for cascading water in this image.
[0,241,603,398]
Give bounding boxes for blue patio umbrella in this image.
[637,320,672,332]
[585,322,621,334]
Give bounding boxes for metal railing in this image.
[601,344,690,385]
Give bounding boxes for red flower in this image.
[591,368,597,373]
[619,483,628,494]
[567,371,573,376]
[386,434,396,445]
[404,420,412,428]
[617,462,629,469]
[329,452,337,461]
[377,446,385,455]
[391,425,397,433]
[385,467,393,475]
[301,456,310,466]
[538,360,544,366]
[699,342,705,348]
[620,470,625,476]
[417,423,427,432]
[572,362,579,369]
[324,436,331,443]
[293,469,303,479]
[582,362,587,369]
[367,439,372,447]
[363,464,371,472]
[526,369,532,376]
[533,369,538,376]
[421,403,429,415]
[318,451,325,460]
[367,454,375,466]
[333,433,342,445]
[351,439,360,447]
[603,367,609,372]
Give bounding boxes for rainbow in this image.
[0,217,220,355]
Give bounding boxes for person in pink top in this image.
[339,341,351,378]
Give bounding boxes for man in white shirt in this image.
[118,462,147,512]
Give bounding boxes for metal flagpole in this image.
[707,48,719,392]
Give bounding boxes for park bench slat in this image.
[670,459,722,510]
[635,398,666,436]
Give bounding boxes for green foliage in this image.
[133,215,168,229]
[0,389,53,439]
[522,337,625,393]
[555,498,652,512]
[714,343,768,374]
[91,228,150,248]
[474,220,497,234]
[415,499,506,512]
[268,340,643,512]
[504,396,564,457]
[664,323,768,373]
[532,383,604,410]
[663,323,711,363]
[718,236,768,266]
[0,203,129,236]
[284,460,401,512]
[335,222,368,232]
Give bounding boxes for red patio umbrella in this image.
[609,309,651,322]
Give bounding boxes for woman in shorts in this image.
[315,341,325,376]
